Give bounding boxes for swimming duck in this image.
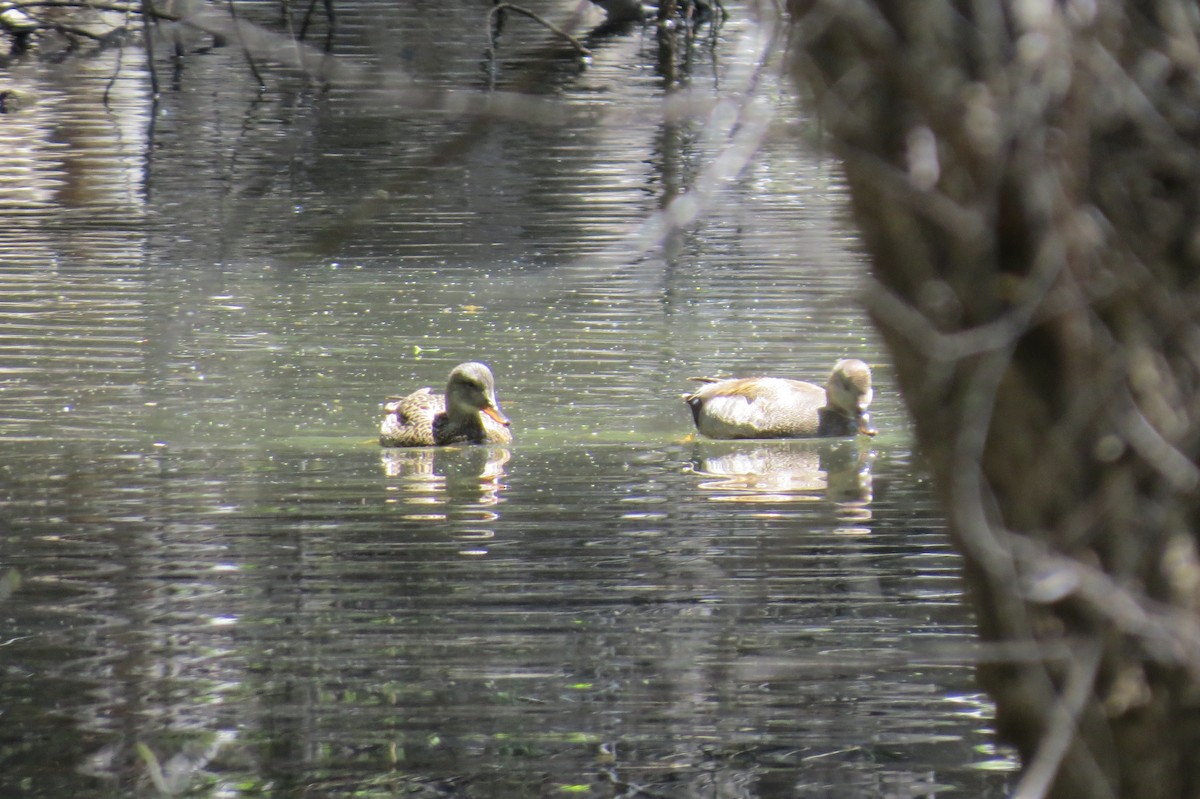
[682,358,877,439]
[380,362,512,447]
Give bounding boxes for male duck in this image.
[682,358,877,439]
[380,362,512,447]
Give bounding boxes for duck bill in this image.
[857,412,877,437]
[483,405,510,427]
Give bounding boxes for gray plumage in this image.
[682,359,876,440]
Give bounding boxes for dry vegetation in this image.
[787,2,1200,797]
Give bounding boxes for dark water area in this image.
[0,1,1014,796]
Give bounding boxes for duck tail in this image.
[682,393,705,426]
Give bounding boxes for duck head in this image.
[445,362,510,427]
[827,358,876,436]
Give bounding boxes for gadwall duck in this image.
[380,362,512,447]
[682,359,877,439]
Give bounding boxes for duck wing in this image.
[380,387,445,447]
[685,377,825,438]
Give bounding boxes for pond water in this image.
[0,1,1015,796]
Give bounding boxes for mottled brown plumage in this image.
[682,359,876,439]
[380,362,512,447]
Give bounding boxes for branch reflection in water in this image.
[685,439,874,520]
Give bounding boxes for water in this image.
[0,1,1014,796]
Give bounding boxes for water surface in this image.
[0,2,1013,796]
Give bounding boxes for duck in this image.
[380,362,512,447]
[682,358,877,439]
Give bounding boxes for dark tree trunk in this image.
[786,3,1200,797]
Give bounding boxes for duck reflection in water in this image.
[687,440,873,515]
[380,445,510,505]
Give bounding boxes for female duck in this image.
[682,358,876,439]
[380,362,512,447]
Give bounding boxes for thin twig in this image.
[228,0,264,88]
[487,2,592,58]
[103,0,137,106]
[10,0,139,11]
[1010,641,1109,799]
[140,0,158,96]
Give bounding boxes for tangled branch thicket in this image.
[787,2,1200,797]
